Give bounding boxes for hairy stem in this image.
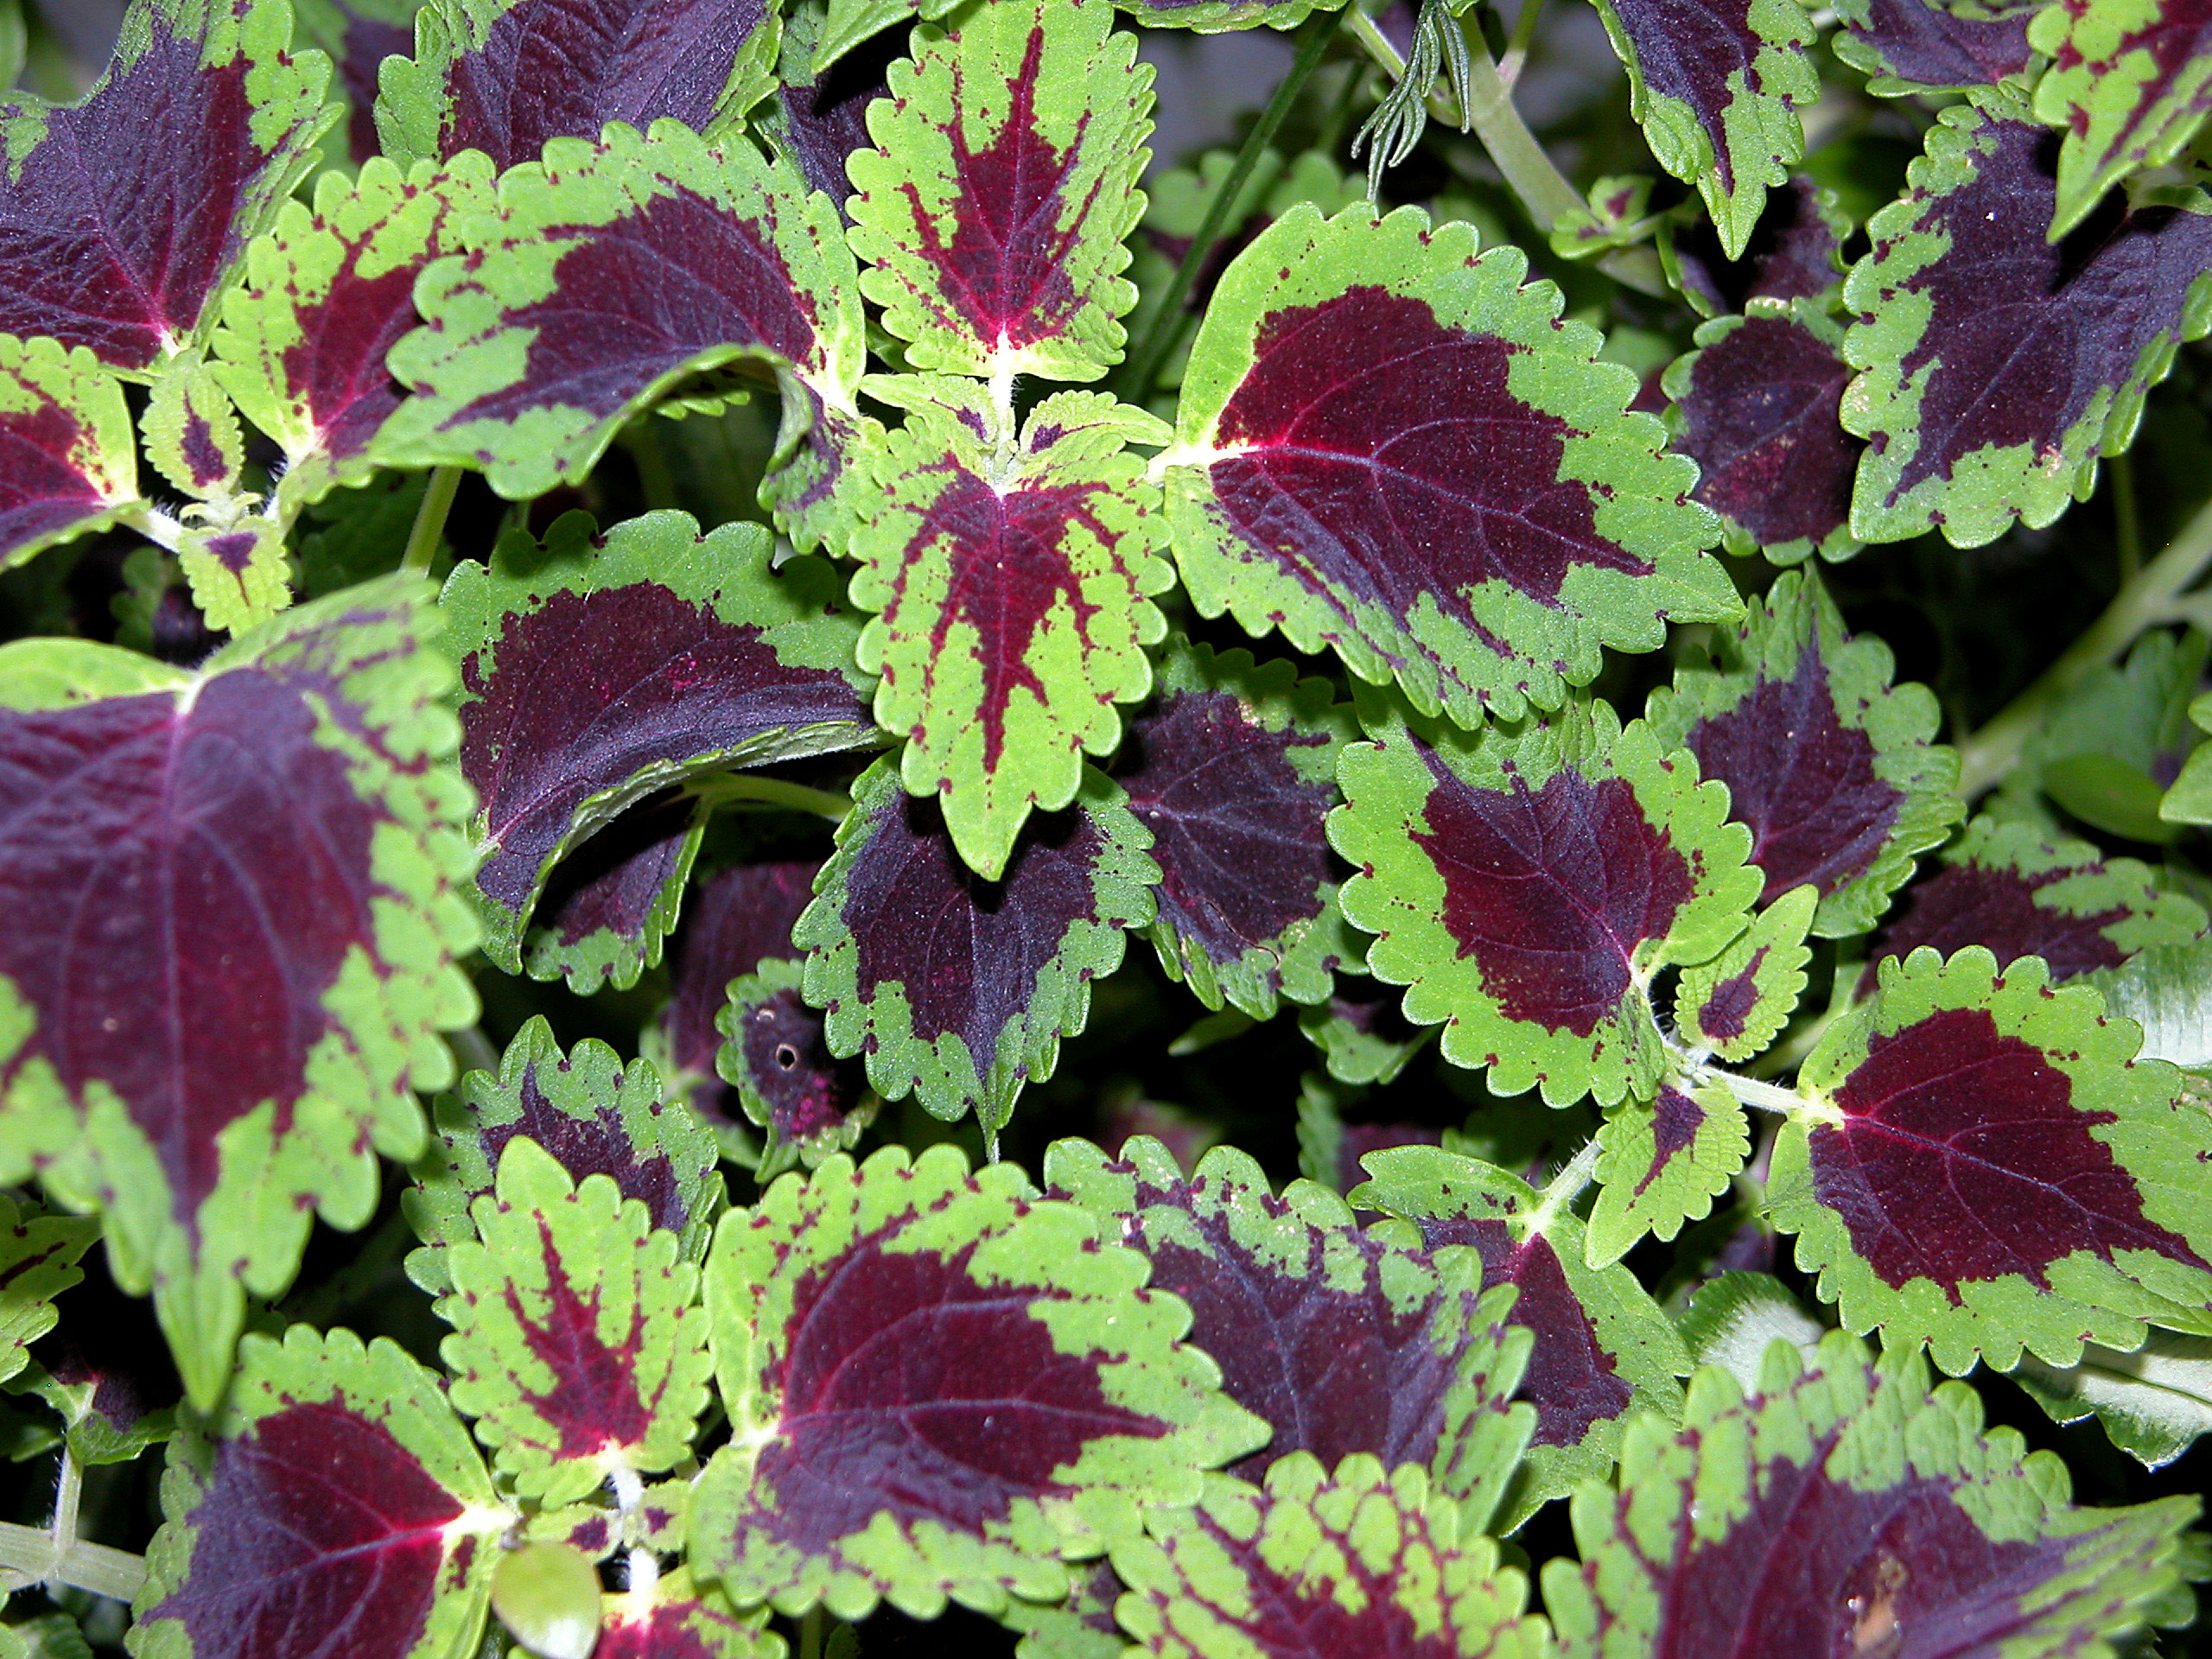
[1955,491,2212,798]
[1523,1134,1604,1235]
[401,465,464,575]
[1110,6,1339,404]
[1709,1065,1828,1123]
[0,1455,146,1605]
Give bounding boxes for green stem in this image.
[1111,6,1339,404]
[687,772,854,821]
[0,1455,146,1605]
[2113,449,2142,583]
[1523,1135,1603,1236]
[622,424,681,512]
[401,465,463,575]
[1955,491,2212,798]
[1498,0,1548,86]
[1710,1065,1825,1122]
[799,1608,825,1659]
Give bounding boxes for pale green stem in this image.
[118,503,185,553]
[1955,491,2212,798]
[401,465,464,575]
[0,1454,146,1605]
[687,773,854,821]
[1708,1065,1827,1122]
[1498,0,1548,87]
[1522,1135,1604,1236]
[2113,449,2142,582]
[1111,5,1340,404]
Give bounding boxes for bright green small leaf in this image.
[1997,628,2208,842]
[1586,1082,1751,1267]
[176,514,289,635]
[1675,884,1815,1059]
[0,1195,93,1388]
[140,354,241,500]
[491,1541,602,1659]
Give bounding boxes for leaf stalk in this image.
[402,465,464,575]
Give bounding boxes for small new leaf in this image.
[1674,882,1816,1059]
[1586,1082,1751,1266]
[0,1194,95,1387]
[850,385,1172,880]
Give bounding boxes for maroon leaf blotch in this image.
[0,672,382,1225]
[1603,0,1779,194]
[1864,863,2130,988]
[530,791,696,951]
[1846,0,2035,88]
[1641,1085,1705,1195]
[158,1402,464,1659]
[1674,316,1859,549]
[1196,1510,1461,1659]
[507,1218,653,1459]
[1411,759,1694,1039]
[756,1236,1159,1552]
[1118,686,1336,976]
[1686,652,1898,906]
[1810,1007,2207,1298]
[475,1060,690,1238]
[438,0,773,172]
[732,984,857,1143]
[0,19,308,369]
[771,25,901,225]
[1209,289,1637,652]
[0,403,109,556]
[1693,950,1767,1047]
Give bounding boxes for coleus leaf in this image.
[998,1559,1122,1659]
[1585,1080,1751,1267]
[1659,172,1847,317]
[1118,642,1363,1020]
[1643,568,1960,938]
[1768,946,2212,1373]
[384,120,865,526]
[1587,0,1819,257]
[715,957,874,1169]
[1296,979,1427,1087]
[407,1015,722,1294]
[519,790,707,994]
[1166,203,1733,729]
[1332,697,1760,1108]
[1841,92,2212,547]
[0,0,333,374]
[760,0,899,226]
[594,1570,781,1659]
[1351,1145,1691,1525]
[846,0,1148,380]
[376,0,782,171]
[658,856,820,1106]
[1662,307,1863,563]
[1673,883,1816,1061]
[797,756,1156,1141]
[437,1136,713,1507]
[134,1325,508,1659]
[2030,0,2212,240]
[691,1143,1268,1619]
[1046,1136,1535,1527]
[1111,1456,1548,1659]
[490,1540,601,1659]
[1833,0,2036,94]
[14,1279,181,1467]
[176,515,292,638]
[141,353,243,501]
[0,1195,94,1389]
[2011,1329,2212,1470]
[1542,1332,2198,1659]
[1860,815,2207,995]
[439,509,874,973]
[0,334,140,573]
[210,153,497,512]
[849,383,1171,880]
[0,581,477,1407]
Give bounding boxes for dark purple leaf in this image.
[521,790,704,992]
[764,19,904,226]
[1048,1141,1512,1487]
[1845,105,2212,543]
[663,858,821,1088]
[1837,0,2037,91]
[338,14,412,162]
[0,3,330,370]
[1665,175,1845,315]
[800,760,1154,1132]
[412,0,776,172]
[1809,1006,2205,1297]
[1669,312,1860,556]
[1415,760,1695,1042]
[157,1402,469,1659]
[1859,821,2202,995]
[442,514,871,967]
[1117,652,1350,1016]
[715,963,871,1160]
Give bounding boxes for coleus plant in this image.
[6,0,2212,1652]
